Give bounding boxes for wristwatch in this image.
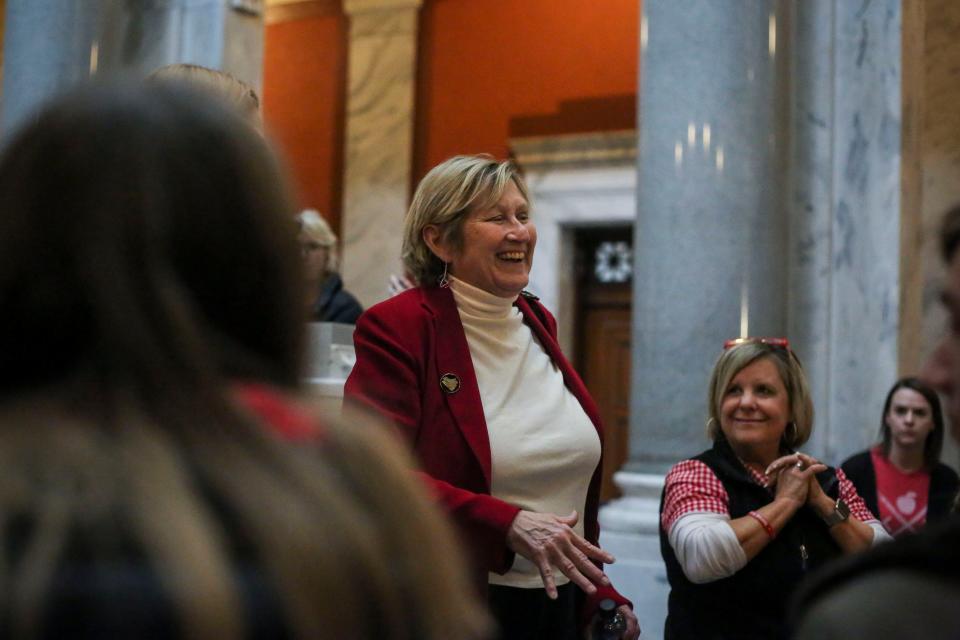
[821,498,850,527]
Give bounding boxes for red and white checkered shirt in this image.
[661,459,879,532]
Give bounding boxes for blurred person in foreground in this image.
[659,338,888,640]
[792,207,960,639]
[344,155,640,640]
[296,209,363,323]
[0,80,488,640]
[840,377,958,537]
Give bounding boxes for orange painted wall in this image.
[414,0,639,180]
[262,0,638,226]
[263,8,347,234]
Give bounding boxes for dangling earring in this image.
[705,417,717,439]
[784,421,797,444]
[438,262,450,288]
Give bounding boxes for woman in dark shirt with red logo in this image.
[841,377,959,536]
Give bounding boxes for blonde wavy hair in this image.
[402,155,529,285]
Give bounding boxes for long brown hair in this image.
[878,377,946,471]
[0,82,487,639]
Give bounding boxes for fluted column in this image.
[340,0,422,308]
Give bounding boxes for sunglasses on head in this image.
[723,337,804,368]
[723,337,790,350]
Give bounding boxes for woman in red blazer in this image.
[345,155,639,640]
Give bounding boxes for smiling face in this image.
[446,180,536,298]
[885,388,935,452]
[719,357,791,463]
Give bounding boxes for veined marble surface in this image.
[790,0,901,465]
[340,1,421,309]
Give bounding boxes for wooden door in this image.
[574,227,633,502]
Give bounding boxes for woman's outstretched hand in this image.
[505,510,615,599]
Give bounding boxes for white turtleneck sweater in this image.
[449,277,602,589]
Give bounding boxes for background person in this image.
[148,62,262,126]
[659,338,888,640]
[791,206,960,639]
[344,155,639,640]
[0,81,488,640]
[296,209,363,323]
[840,377,958,536]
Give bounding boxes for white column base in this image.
[599,471,669,640]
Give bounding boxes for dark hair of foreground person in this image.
[0,81,488,639]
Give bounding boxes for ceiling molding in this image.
[265,0,339,24]
[510,130,637,171]
[342,0,422,16]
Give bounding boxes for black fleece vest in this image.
[659,439,842,640]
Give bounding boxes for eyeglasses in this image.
[723,337,791,350]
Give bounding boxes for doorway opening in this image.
[573,225,633,502]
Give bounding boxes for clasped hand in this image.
[765,452,829,508]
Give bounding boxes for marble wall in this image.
[788,0,902,464]
[340,0,422,309]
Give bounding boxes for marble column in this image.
[340,0,423,309]
[598,6,789,637]
[2,0,264,136]
[1,0,102,133]
[630,0,791,475]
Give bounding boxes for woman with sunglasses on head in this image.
[659,338,889,640]
[840,377,959,538]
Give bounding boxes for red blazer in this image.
[344,285,629,613]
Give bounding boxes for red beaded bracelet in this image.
[748,510,776,539]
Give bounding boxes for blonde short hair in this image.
[149,63,261,122]
[297,209,338,272]
[402,155,529,285]
[706,341,814,449]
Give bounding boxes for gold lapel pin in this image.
[439,373,461,394]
